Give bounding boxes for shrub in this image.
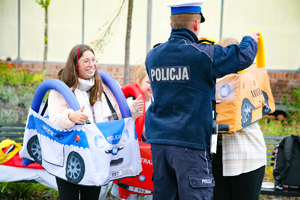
[0,62,45,123]
[283,86,300,124]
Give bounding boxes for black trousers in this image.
[56,177,101,200]
[212,145,265,200]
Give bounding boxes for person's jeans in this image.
[151,144,214,200]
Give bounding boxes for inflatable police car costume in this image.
[19,70,142,186]
[145,0,259,199]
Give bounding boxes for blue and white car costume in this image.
[19,70,142,186]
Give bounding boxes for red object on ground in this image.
[2,152,43,169]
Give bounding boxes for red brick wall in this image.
[7,62,300,105]
[268,71,300,103]
[14,62,136,85]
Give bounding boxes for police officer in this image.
[145,0,260,199]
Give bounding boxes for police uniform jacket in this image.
[145,27,257,150]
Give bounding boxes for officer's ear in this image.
[170,22,174,28]
[194,19,200,31]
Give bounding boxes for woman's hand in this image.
[132,94,144,115]
[68,105,89,124]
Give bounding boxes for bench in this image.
[260,135,300,197]
[0,122,41,184]
[0,123,26,143]
[1,124,300,197]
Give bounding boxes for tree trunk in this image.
[123,0,133,85]
[43,6,48,74]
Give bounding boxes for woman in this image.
[133,63,153,141]
[212,38,266,200]
[48,44,144,200]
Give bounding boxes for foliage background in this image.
[0,62,299,199]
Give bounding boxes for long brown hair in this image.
[59,44,103,106]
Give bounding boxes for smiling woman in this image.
[28,44,145,200]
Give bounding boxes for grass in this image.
[0,182,59,200]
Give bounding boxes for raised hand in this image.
[244,32,260,43]
[132,94,144,114]
[69,105,89,124]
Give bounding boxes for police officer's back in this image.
[144,0,260,199]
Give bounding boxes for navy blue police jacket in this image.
[145,27,257,150]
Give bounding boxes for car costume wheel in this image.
[241,98,254,128]
[262,90,271,115]
[66,151,85,184]
[27,135,42,164]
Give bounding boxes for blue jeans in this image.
[151,144,214,200]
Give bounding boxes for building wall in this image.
[221,0,300,71]
[8,62,300,109]
[1,0,300,71]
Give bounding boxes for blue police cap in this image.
[167,0,206,23]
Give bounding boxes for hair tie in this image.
[77,46,81,78]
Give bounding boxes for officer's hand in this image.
[132,95,144,115]
[69,105,89,124]
[244,32,260,43]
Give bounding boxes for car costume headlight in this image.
[122,129,129,142]
[220,84,231,98]
[94,135,105,148]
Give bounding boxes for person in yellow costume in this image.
[212,38,267,200]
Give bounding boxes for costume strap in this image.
[103,91,119,120]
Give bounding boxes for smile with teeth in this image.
[86,68,95,73]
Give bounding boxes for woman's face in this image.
[78,50,97,79]
[137,74,152,102]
